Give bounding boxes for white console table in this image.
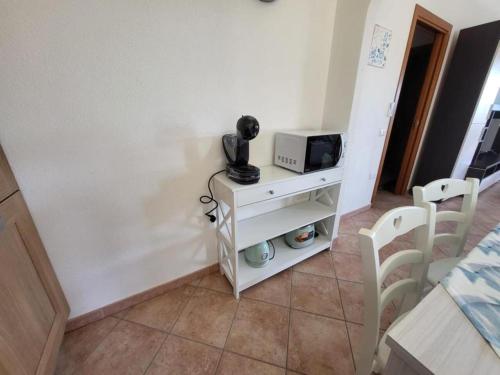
[213,165,343,298]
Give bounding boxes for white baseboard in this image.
[479,170,500,192]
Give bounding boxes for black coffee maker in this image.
[222,116,260,184]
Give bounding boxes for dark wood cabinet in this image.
[413,20,500,186]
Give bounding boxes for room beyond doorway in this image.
[379,23,436,192]
[372,5,452,200]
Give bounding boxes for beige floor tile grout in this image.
[292,268,336,279]
[119,291,192,335]
[291,307,350,324]
[337,277,364,285]
[59,185,500,374]
[340,275,358,373]
[141,285,221,375]
[195,284,233,295]
[72,316,123,373]
[239,294,290,308]
[222,348,288,370]
[141,334,169,375]
[65,317,122,375]
[117,318,169,335]
[290,306,346,323]
[214,288,241,374]
[285,266,294,372]
[84,268,365,371]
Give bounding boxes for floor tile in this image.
[189,277,202,286]
[291,272,343,319]
[341,217,374,235]
[338,280,396,330]
[346,323,384,371]
[124,285,195,331]
[199,272,233,294]
[332,234,360,256]
[288,310,354,375]
[435,220,454,234]
[346,322,362,369]
[332,253,363,283]
[172,288,238,348]
[468,222,490,238]
[216,352,285,375]
[464,233,485,253]
[76,320,165,375]
[146,335,221,375]
[242,269,291,307]
[112,308,130,319]
[432,246,449,261]
[376,240,418,286]
[59,185,499,375]
[377,242,398,263]
[225,299,289,367]
[474,213,497,230]
[56,317,119,375]
[293,250,336,277]
[384,264,411,286]
[352,210,380,225]
[339,218,359,236]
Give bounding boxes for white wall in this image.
[340,0,500,214]
[322,0,371,132]
[0,0,337,317]
[452,42,500,179]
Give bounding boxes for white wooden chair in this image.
[413,177,479,286]
[356,203,436,375]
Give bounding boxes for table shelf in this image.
[213,165,343,298]
[236,200,335,250]
[236,234,331,291]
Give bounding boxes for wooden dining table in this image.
[384,230,500,375]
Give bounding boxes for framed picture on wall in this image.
[368,24,392,68]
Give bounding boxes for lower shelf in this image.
[236,234,331,291]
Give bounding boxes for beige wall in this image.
[322,0,371,132]
[3,0,498,318]
[0,0,337,317]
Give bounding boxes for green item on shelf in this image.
[244,240,275,268]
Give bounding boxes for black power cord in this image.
[268,239,276,260]
[199,170,225,222]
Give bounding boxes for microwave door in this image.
[304,135,341,172]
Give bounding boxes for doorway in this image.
[372,5,452,199]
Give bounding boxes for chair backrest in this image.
[413,177,479,257]
[356,203,436,375]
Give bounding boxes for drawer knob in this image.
[269,190,275,195]
[320,177,327,182]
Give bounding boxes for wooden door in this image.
[371,5,452,199]
[0,146,18,202]
[0,147,69,375]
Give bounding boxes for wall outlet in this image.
[379,128,387,137]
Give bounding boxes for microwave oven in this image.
[274,130,346,173]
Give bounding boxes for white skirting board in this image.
[479,170,500,192]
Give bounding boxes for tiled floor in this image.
[56,184,500,375]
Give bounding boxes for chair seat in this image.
[427,257,462,286]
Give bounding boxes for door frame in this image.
[371,5,452,200]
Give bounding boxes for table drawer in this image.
[236,168,342,207]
